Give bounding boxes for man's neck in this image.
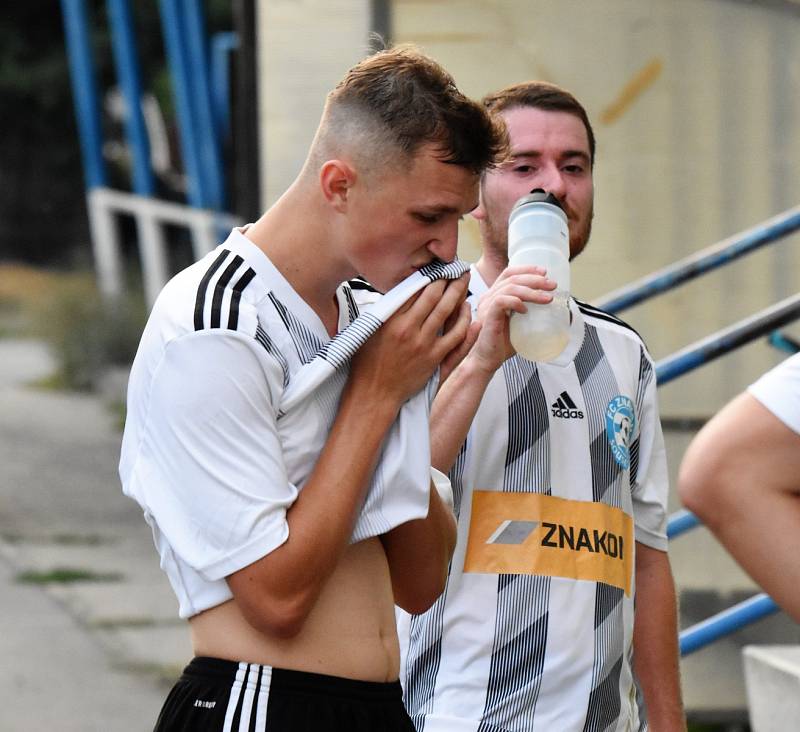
[245,185,347,336]
[475,247,509,288]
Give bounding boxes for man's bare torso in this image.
[190,537,400,682]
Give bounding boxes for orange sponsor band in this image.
[464,491,634,596]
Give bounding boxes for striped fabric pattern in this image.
[193,249,258,332]
[268,291,325,364]
[221,662,273,732]
[480,575,550,731]
[280,258,469,412]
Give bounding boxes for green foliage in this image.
[30,274,146,391]
[16,567,123,584]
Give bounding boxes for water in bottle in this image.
[507,189,571,362]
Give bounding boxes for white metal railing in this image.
[87,187,241,306]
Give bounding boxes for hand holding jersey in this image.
[349,274,471,406]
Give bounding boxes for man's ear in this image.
[319,160,356,213]
[471,189,486,221]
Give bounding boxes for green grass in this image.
[16,567,123,584]
[108,397,128,432]
[1,532,110,546]
[51,533,109,546]
[0,263,145,391]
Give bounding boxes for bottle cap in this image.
[511,188,564,213]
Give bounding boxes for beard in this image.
[481,201,595,263]
[568,204,593,261]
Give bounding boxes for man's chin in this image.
[569,224,592,262]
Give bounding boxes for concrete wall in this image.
[256,0,370,207]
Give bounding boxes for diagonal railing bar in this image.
[666,509,701,539]
[596,205,800,314]
[680,594,780,656]
[655,294,800,386]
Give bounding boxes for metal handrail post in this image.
[655,293,800,385]
[210,32,239,143]
[158,0,205,208]
[107,0,155,196]
[596,205,800,314]
[680,594,780,656]
[60,0,107,189]
[182,0,225,211]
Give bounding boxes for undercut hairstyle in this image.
[482,81,596,166]
[308,44,507,178]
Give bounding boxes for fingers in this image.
[419,275,470,337]
[496,264,548,282]
[439,317,480,385]
[493,273,557,298]
[435,298,472,357]
[396,275,469,337]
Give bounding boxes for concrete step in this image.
[743,645,800,731]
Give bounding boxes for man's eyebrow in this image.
[412,204,461,215]
[511,149,591,163]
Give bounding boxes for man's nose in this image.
[428,222,459,263]
[535,167,567,200]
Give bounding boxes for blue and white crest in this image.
[605,395,636,469]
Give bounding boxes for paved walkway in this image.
[0,339,190,731]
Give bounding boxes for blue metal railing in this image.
[597,204,800,314]
[60,0,108,189]
[769,330,800,355]
[158,0,224,209]
[61,0,231,210]
[666,509,701,540]
[655,293,800,386]
[210,32,239,143]
[680,595,779,656]
[107,0,155,196]
[600,211,800,655]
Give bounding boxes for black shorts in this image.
[153,656,415,731]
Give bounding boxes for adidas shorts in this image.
[152,657,415,731]
[748,352,800,435]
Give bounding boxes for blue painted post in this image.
[106,0,155,196]
[158,0,206,208]
[680,594,780,656]
[181,0,225,210]
[60,0,108,189]
[210,32,238,143]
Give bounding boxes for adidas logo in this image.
[551,391,584,419]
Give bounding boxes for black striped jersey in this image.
[119,227,431,618]
[399,266,669,732]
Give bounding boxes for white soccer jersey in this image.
[119,228,434,618]
[748,351,800,435]
[400,266,669,732]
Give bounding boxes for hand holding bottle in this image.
[507,189,571,362]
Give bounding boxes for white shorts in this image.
[747,352,800,435]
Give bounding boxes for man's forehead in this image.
[412,190,480,215]
[502,107,590,154]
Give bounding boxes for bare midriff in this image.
[189,537,400,682]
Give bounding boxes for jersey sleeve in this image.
[129,330,295,580]
[631,345,669,551]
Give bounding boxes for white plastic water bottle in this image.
[507,189,571,362]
